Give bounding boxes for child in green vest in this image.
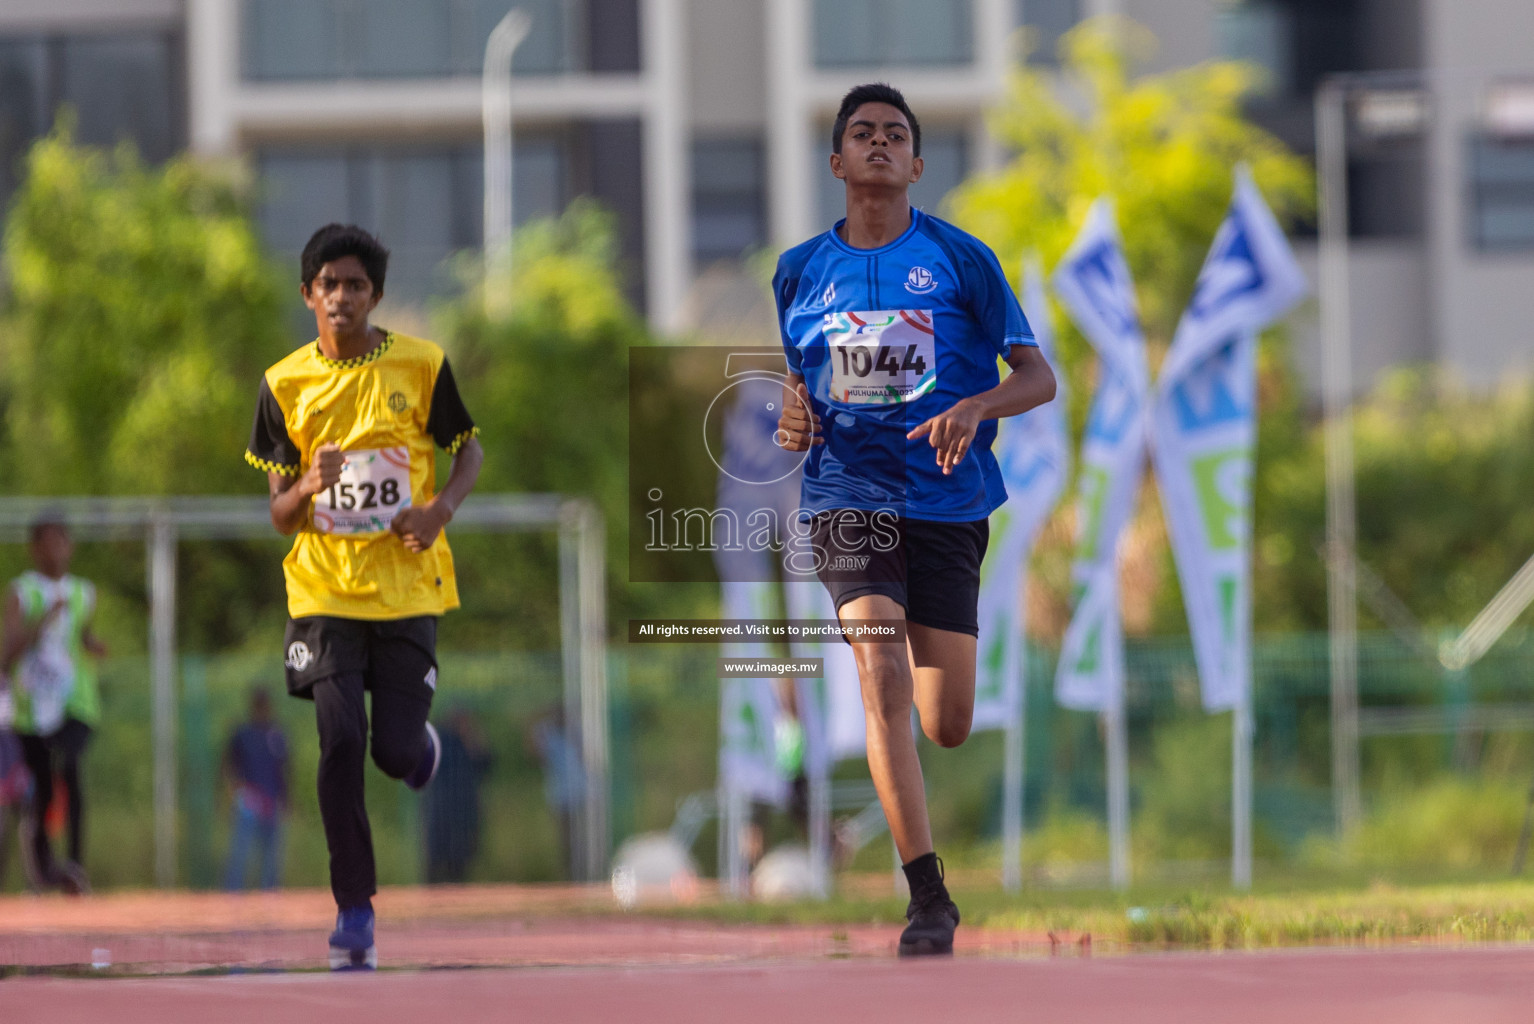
[1,517,105,893]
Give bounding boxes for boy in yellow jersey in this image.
[245,224,483,970]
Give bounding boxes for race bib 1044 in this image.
[313,447,412,535]
[823,309,936,405]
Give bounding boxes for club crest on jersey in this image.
[286,641,312,672]
[388,391,408,414]
[905,266,937,294]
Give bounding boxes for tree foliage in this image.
[1258,371,1534,632]
[1,120,290,496]
[948,18,1314,637]
[949,17,1313,356]
[0,123,294,652]
[433,200,684,648]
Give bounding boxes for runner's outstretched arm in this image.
[907,344,1056,475]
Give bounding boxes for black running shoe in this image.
[899,866,960,957]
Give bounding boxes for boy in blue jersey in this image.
[774,83,1055,956]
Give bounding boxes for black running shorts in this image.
[808,510,990,637]
[282,615,438,699]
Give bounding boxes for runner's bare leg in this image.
[907,623,976,749]
[840,593,932,862]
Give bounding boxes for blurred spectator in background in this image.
[223,688,290,890]
[529,708,585,878]
[423,707,491,884]
[2,516,104,894]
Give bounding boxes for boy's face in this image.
[301,255,382,336]
[831,102,923,191]
[31,526,71,578]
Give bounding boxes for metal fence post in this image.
[147,512,178,888]
[558,511,586,879]
[576,500,609,883]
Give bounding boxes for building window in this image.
[815,126,970,228]
[257,141,566,305]
[240,0,623,81]
[1469,136,1534,250]
[1016,0,1079,67]
[1214,1,1292,97]
[692,138,766,265]
[0,30,182,223]
[812,0,973,69]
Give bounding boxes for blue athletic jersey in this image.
[774,209,1037,522]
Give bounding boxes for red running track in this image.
[8,945,1534,1024]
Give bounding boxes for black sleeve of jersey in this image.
[246,379,300,475]
[426,358,478,453]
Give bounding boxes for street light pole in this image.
[1317,78,1362,837]
[1317,72,1430,838]
[483,9,532,317]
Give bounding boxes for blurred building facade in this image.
[0,0,1531,388]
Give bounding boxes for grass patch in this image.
[639,876,1534,950]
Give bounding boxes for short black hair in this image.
[831,83,921,158]
[28,511,68,544]
[300,223,390,293]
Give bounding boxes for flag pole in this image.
[1106,695,1131,890]
[1232,685,1253,888]
[1001,670,1025,891]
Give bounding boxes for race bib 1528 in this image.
[313,447,412,535]
[823,309,936,405]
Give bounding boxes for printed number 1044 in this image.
[838,343,927,378]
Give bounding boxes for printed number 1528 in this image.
[325,478,402,511]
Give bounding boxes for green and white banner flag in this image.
[719,579,789,803]
[1053,200,1150,712]
[972,257,1070,732]
[1151,168,1307,711]
[784,578,865,767]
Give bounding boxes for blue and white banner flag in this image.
[1151,167,1307,711]
[972,257,1071,732]
[1052,200,1150,712]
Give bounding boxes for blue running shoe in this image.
[328,905,376,971]
[404,721,441,791]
